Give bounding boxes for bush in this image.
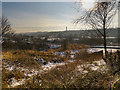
[38,62,112,89]
[104,51,120,75]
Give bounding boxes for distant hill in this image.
[21,28,120,38]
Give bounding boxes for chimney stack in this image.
[66,26,67,32]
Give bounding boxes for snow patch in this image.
[88,48,119,54]
[77,59,107,74]
[10,78,25,87]
[93,59,106,66]
[90,66,100,71]
[42,62,65,71]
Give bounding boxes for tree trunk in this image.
[103,34,107,58]
[103,22,107,59]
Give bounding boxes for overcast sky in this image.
[2,2,118,33]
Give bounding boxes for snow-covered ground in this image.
[77,59,107,74]
[3,57,108,88]
[8,78,26,87]
[42,62,66,71]
[87,48,119,54]
[3,61,66,88]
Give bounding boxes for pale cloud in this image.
[7,11,79,33]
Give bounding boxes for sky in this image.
[2,1,119,33]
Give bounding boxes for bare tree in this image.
[74,0,117,60]
[0,16,14,37]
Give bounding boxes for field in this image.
[2,44,120,89]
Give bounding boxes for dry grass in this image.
[3,49,118,89]
[75,51,103,63]
[2,67,25,88]
[29,61,113,89]
[2,50,67,69]
[2,51,41,69]
[49,44,87,52]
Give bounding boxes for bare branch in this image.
[0,16,14,37]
